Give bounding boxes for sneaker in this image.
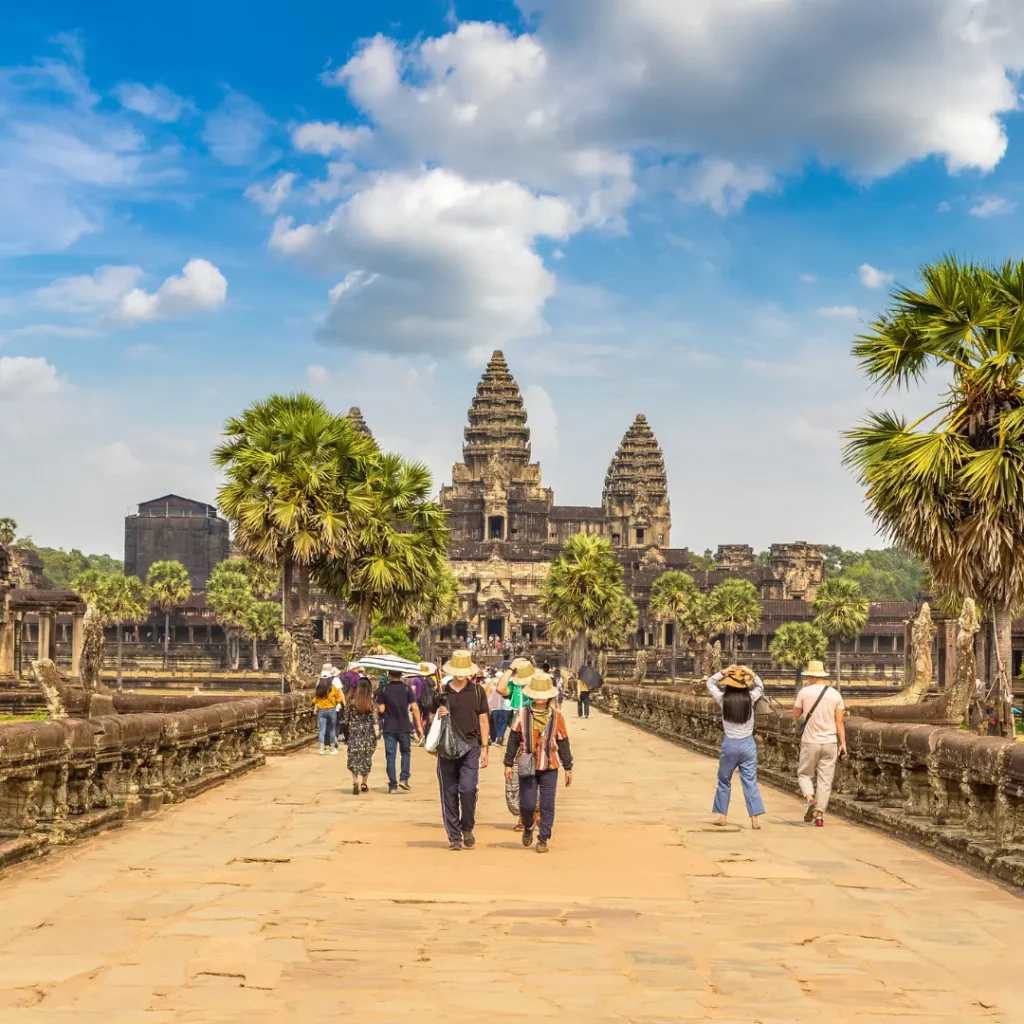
[399,781,411,791]
[352,783,359,795]
[522,828,534,848]
[803,800,817,823]
[462,831,476,849]
[514,821,525,832]
[537,839,549,853]
[814,814,824,827]
[330,748,339,756]
[448,840,463,851]
[318,746,325,756]
[388,786,398,795]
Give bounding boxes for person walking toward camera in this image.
[504,670,573,853]
[436,651,490,851]
[706,664,766,829]
[792,659,846,827]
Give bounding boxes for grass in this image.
[0,712,48,723]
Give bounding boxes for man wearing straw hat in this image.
[791,659,847,827]
[436,650,490,851]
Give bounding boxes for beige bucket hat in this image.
[721,664,756,689]
[510,659,535,687]
[522,670,559,702]
[802,659,830,678]
[442,650,481,678]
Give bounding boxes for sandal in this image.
[360,783,369,793]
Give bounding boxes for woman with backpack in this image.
[313,667,345,756]
[706,664,766,829]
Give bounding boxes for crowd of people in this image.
[312,652,577,852]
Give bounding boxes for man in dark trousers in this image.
[377,671,422,794]
[436,650,490,851]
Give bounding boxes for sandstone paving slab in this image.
[4,710,1024,1021]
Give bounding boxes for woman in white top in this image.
[706,665,766,829]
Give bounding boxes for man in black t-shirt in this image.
[436,651,490,851]
[377,672,422,794]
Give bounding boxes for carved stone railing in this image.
[600,685,1024,888]
[0,693,314,873]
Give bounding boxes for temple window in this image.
[488,515,505,540]
[636,528,645,545]
[612,532,621,545]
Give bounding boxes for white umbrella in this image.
[349,654,423,676]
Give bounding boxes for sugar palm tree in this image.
[812,577,869,684]
[73,572,148,691]
[314,452,449,654]
[678,591,726,675]
[409,565,461,661]
[207,560,255,671]
[650,570,698,683]
[844,255,1024,734]
[541,533,626,674]
[769,621,828,691]
[0,517,17,546]
[244,601,281,670]
[213,394,376,628]
[145,560,192,669]
[708,578,761,657]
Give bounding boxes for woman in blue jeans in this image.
[706,665,765,829]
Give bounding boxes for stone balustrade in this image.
[601,684,1024,888]
[0,693,314,873]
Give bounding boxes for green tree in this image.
[844,255,1024,734]
[591,594,638,652]
[207,561,256,671]
[244,601,281,670]
[708,578,762,657]
[409,565,461,662]
[145,560,192,669]
[213,394,377,632]
[313,452,449,654]
[812,577,869,684]
[73,572,149,690]
[839,548,925,601]
[368,623,421,662]
[0,518,17,546]
[679,591,726,675]
[540,534,626,674]
[650,570,698,683]
[769,621,828,691]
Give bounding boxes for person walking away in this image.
[347,678,378,793]
[504,671,573,853]
[487,678,511,745]
[377,671,422,793]
[791,659,846,827]
[706,664,766,828]
[577,672,591,719]
[436,650,490,851]
[313,668,344,755]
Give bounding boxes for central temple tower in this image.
[440,351,554,544]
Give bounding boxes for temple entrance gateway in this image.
[486,617,504,641]
[487,515,505,540]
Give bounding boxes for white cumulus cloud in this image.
[0,356,61,399]
[271,168,574,356]
[292,121,372,156]
[244,172,296,213]
[969,194,1017,217]
[113,82,189,123]
[114,259,228,325]
[859,263,894,289]
[523,383,559,454]
[34,264,144,312]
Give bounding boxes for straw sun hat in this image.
[721,665,756,689]
[522,670,559,702]
[442,650,481,677]
[802,659,830,679]
[320,663,340,676]
[510,660,535,687]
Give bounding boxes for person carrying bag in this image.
[791,660,847,827]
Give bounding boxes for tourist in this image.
[436,650,490,851]
[503,670,573,853]
[791,659,846,827]
[377,671,423,794]
[313,666,344,756]
[706,664,766,828]
[488,676,511,746]
[576,669,592,719]
[497,659,536,831]
[347,677,378,793]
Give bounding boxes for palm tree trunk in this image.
[670,620,677,684]
[297,564,311,621]
[163,609,171,670]
[116,621,124,691]
[835,638,842,685]
[795,667,803,694]
[252,636,259,670]
[351,596,374,656]
[992,605,1014,739]
[569,631,587,677]
[282,556,294,626]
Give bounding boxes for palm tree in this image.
[812,577,869,684]
[650,570,698,683]
[708,578,761,657]
[541,533,626,675]
[314,452,449,654]
[73,573,148,690]
[769,621,828,691]
[678,591,725,675]
[213,394,376,629]
[244,601,281,670]
[844,255,1024,734]
[145,560,192,669]
[207,560,255,671]
[0,517,17,546]
[409,565,461,662]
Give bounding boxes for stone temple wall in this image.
[0,693,314,874]
[599,684,1024,889]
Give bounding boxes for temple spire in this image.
[461,349,532,471]
[347,407,372,437]
[603,414,671,548]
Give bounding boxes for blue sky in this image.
[2,0,1024,557]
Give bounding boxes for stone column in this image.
[71,611,85,676]
[0,610,14,676]
[188,625,194,644]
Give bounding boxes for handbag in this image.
[436,715,474,760]
[517,708,537,778]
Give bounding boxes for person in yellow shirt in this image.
[313,666,345,755]
[576,674,591,719]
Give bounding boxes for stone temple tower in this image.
[602,414,671,549]
[347,407,372,437]
[440,350,553,543]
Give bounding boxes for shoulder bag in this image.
[517,708,536,778]
[797,685,831,739]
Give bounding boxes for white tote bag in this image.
[424,714,444,754]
